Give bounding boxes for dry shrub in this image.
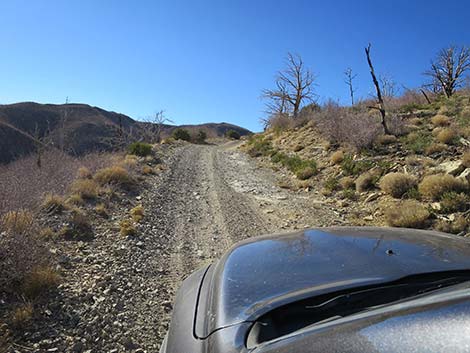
[70,179,99,199]
[376,134,397,145]
[42,194,66,213]
[408,117,423,126]
[293,144,304,152]
[121,155,138,169]
[385,200,430,228]
[405,155,421,166]
[296,167,316,180]
[462,152,470,168]
[266,113,293,131]
[95,203,108,218]
[436,128,457,144]
[60,210,93,240]
[130,205,144,222]
[330,150,344,165]
[386,114,407,136]
[94,166,136,188]
[77,167,92,179]
[440,192,469,213]
[418,174,469,200]
[339,176,355,190]
[142,165,155,175]
[355,171,379,192]
[21,266,60,299]
[120,219,136,236]
[314,103,382,150]
[425,143,447,155]
[1,210,34,234]
[435,215,469,234]
[379,173,418,198]
[66,194,84,205]
[10,303,33,328]
[431,115,451,127]
[39,227,55,239]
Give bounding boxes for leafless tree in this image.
[142,110,173,143]
[425,46,470,98]
[263,52,315,119]
[379,74,398,98]
[344,68,357,105]
[365,44,390,135]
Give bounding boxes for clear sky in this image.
[0,0,468,132]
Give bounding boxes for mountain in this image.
[0,102,252,164]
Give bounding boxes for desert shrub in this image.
[21,266,60,299]
[142,165,155,175]
[41,194,67,214]
[375,134,397,145]
[403,131,432,154]
[94,166,136,188]
[418,174,469,200]
[128,142,152,157]
[405,155,422,166]
[355,171,379,192]
[172,128,191,141]
[77,167,92,179]
[226,130,241,140]
[435,215,469,234]
[341,189,358,201]
[425,143,447,155]
[192,130,207,144]
[39,227,55,239]
[436,128,458,144]
[70,179,99,199]
[66,194,84,205]
[386,114,407,136]
[60,210,93,240]
[95,203,108,218]
[440,192,469,213]
[266,113,292,131]
[403,187,421,200]
[324,177,339,192]
[246,136,274,157]
[379,173,418,198]
[296,167,316,180]
[385,201,430,228]
[120,219,136,236]
[121,154,138,169]
[330,150,344,164]
[1,210,34,234]
[462,152,470,168]
[314,103,382,150]
[431,114,451,127]
[339,176,355,190]
[10,303,34,328]
[130,205,144,222]
[341,155,374,176]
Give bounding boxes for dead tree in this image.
[379,74,397,98]
[425,46,470,98]
[263,53,315,119]
[365,44,390,135]
[143,110,173,143]
[344,68,357,105]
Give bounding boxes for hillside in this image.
[242,92,470,235]
[0,102,251,164]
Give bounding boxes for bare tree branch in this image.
[344,68,357,105]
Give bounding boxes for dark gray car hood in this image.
[195,227,470,338]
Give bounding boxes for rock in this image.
[437,161,465,176]
[460,168,470,181]
[364,215,374,221]
[431,202,441,211]
[364,193,380,203]
[460,137,470,147]
[72,341,84,353]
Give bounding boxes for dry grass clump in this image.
[425,143,447,155]
[385,200,430,228]
[60,210,93,240]
[376,134,397,145]
[1,210,34,234]
[70,179,99,199]
[142,165,155,175]
[355,171,379,192]
[462,152,470,168]
[130,205,144,222]
[119,219,136,236]
[76,167,92,179]
[95,203,108,218]
[121,155,138,169]
[339,176,355,190]
[42,194,67,213]
[439,192,469,213]
[379,173,418,198]
[435,215,469,234]
[330,150,344,165]
[405,155,421,166]
[436,128,457,144]
[418,174,468,200]
[10,303,33,328]
[293,144,304,152]
[21,266,60,299]
[94,166,136,188]
[39,227,56,239]
[296,167,316,180]
[431,114,451,127]
[66,194,84,205]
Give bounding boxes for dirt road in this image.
[19,142,344,353]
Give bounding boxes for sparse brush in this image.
[120,219,136,236]
[462,152,470,168]
[39,227,56,239]
[436,128,458,144]
[330,150,344,165]
[431,114,451,127]
[94,166,136,188]
[60,210,93,240]
[403,131,432,154]
[379,173,417,198]
[418,174,469,200]
[95,203,108,218]
[339,176,355,190]
[66,194,84,205]
[1,210,34,234]
[355,171,380,192]
[128,142,153,157]
[435,215,469,234]
[324,177,339,192]
[42,194,67,213]
[375,134,397,145]
[385,200,430,228]
[76,167,92,179]
[121,155,138,169]
[341,189,358,201]
[425,143,447,155]
[341,155,374,176]
[142,165,155,175]
[296,167,316,180]
[70,179,99,199]
[405,155,421,166]
[21,266,60,299]
[130,205,144,222]
[440,192,469,213]
[10,303,33,328]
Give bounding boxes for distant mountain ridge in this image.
[0,102,251,164]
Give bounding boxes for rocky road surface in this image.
[15,142,344,353]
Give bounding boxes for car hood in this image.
[195,227,470,338]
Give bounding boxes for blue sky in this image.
[0,0,468,132]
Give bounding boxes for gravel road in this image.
[15,142,344,353]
